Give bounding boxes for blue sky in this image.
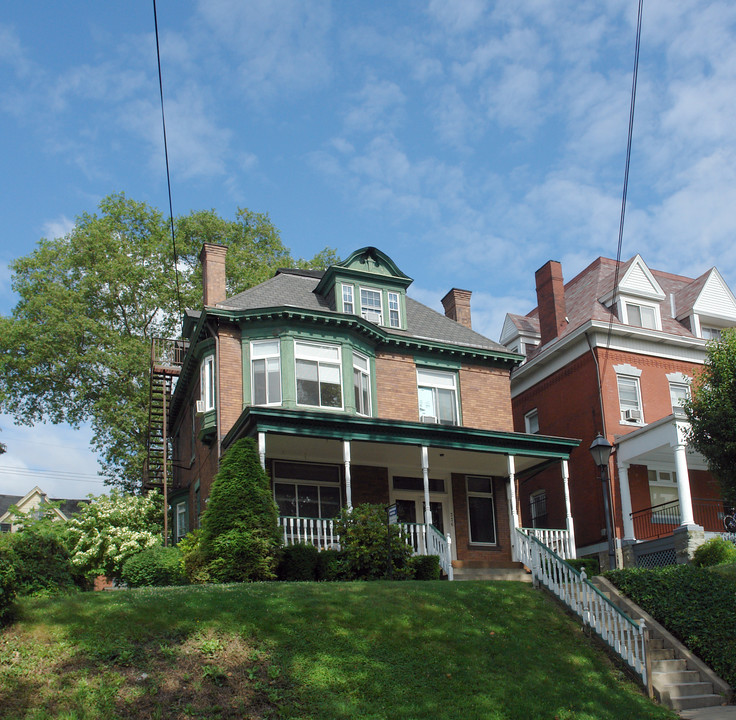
[2,1,736,499]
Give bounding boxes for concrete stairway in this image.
[451,561,532,582]
[593,576,731,712]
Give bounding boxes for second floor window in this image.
[200,355,215,411]
[524,409,539,434]
[617,375,643,423]
[417,368,458,425]
[669,382,689,412]
[251,340,281,406]
[295,341,343,409]
[353,352,371,416]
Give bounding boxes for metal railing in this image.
[631,498,729,540]
[151,337,188,368]
[278,516,454,580]
[515,528,648,688]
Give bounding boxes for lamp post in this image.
[589,434,616,570]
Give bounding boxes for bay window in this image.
[251,340,281,406]
[200,355,215,411]
[295,341,343,409]
[353,352,371,416]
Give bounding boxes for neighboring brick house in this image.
[500,254,736,568]
[164,245,578,574]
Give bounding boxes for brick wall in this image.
[375,351,418,421]
[459,364,513,431]
[217,321,243,437]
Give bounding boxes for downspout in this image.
[586,331,617,567]
[207,317,222,467]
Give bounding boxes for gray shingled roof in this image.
[217,269,509,353]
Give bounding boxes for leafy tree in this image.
[0,193,338,490]
[65,490,163,579]
[685,329,736,504]
[199,437,281,583]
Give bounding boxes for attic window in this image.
[701,326,723,341]
[360,288,383,324]
[625,302,658,330]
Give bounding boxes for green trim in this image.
[414,355,462,370]
[223,406,580,459]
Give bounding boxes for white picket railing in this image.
[522,527,575,559]
[278,516,453,580]
[515,528,649,688]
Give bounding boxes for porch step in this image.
[451,562,531,582]
[592,577,731,712]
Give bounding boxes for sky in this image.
[2,0,736,500]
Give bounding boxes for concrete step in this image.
[649,647,676,662]
[667,694,725,711]
[652,658,688,673]
[652,670,701,685]
[452,567,532,582]
[665,682,714,698]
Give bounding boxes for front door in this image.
[394,497,446,534]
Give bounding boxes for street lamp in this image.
[589,434,616,570]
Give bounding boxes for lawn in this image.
[0,580,677,720]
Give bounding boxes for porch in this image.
[224,407,580,577]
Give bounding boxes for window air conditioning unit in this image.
[362,311,382,324]
[195,400,206,414]
[421,415,438,424]
[624,409,641,421]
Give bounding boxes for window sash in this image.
[360,287,383,323]
[201,355,215,411]
[617,376,641,414]
[176,502,187,540]
[388,291,400,328]
[417,369,458,425]
[669,383,689,410]
[626,303,657,329]
[274,482,341,519]
[295,343,343,409]
[525,410,539,434]
[342,284,354,314]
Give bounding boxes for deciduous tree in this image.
[0,193,337,490]
[685,328,736,504]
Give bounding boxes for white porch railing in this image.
[278,517,453,580]
[515,528,649,689]
[522,527,575,559]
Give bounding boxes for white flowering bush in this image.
[66,490,163,578]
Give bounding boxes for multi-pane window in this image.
[251,340,281,405]
[342,284,354,314]
[176,501,187,542]
[702,326,723,341]
[353,352,371,416]
[466,476,497,544]
[617,375,643,423]
[295,341,343,409]
[669,382,689,412]
[360,288,383,324]
[273,461,341,519]
[524,409,539,434]
[417,369,458,425]
[200,355,215,411]
[626,302,657,329]
[388,291,400,328]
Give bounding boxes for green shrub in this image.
[567,557,600,577]
[315,549,346,581]
[335,504,413,580]
[178,529,210,584]
[408,554,441,580]
[692,537,736,567]
[200,438,281,582]
[604,565,736,687]
[277,543,320,581]
[0,549,17,624]
[120,545,186,587]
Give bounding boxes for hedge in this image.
[604,565,736,687]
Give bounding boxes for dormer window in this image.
[388,292,400,328]
[360,288,383,324]
[342,284,354,315]
[624,301,658,330]
[701,326,723,341]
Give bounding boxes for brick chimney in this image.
[535,260,567,345]
[441,288,472,329]
[199,243,228,306]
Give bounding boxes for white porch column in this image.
[421,445,432,525]
[561,459,577,558]
[507,455,519,530]
[673,440,695,526]
[343,440,353,511]
[258,431,266,471]
[617,460,636,541]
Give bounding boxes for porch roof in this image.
[224,407,579,472]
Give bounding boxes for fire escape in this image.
[144,337,188,496]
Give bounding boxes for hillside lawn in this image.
[0,580,677,720]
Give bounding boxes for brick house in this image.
[500,254,736,568]
[159,245,579,576]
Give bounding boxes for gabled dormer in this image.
[499,313,541,359]
[315,247,413,330]
[675,267,736,339]
[599,255,666,330]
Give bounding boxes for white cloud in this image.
[42,215,75,240]
[343,79,406,135]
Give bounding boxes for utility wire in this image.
[603,0,645,361]
[153,0,183,316]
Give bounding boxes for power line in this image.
[0,467,108,484]
[152,0,183,316]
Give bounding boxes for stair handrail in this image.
[515,528,648,689]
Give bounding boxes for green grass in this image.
[0,581,677,720]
